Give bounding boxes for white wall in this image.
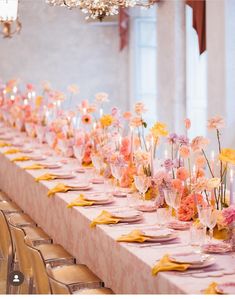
[0,0,129,110]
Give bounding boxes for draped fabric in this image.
[186,0,206,54]
[119,8,129,51]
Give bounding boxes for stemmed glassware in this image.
[91,153,105,178]
[73,144,85,167]
[134,175,151,201]
[156,208,169,228]
[163,189,182,219]
[110,163,126,193]
[198,206,218,242]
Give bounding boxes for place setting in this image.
[67,192,114,208]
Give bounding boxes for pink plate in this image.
[216,282,235,294]
[202,242,232,254]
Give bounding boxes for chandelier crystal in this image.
[46,0,80,8]
[0,0,21,38]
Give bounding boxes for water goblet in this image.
[156,208,169,228]
[134,175,150,201]
[73,144,85,167]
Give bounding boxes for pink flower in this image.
[222,205,235,225]
[179,145,190,158]
[192,177,208,192]
[207,116,225,130]
[111,107,118,116]
[191,136,209,152]
[185,118,191,130]
[81,99,89,108]
[176,167,189,181]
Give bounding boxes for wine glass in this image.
[198,206,218,242]
[163,189,181,219]
[73,145,85,167]
[110,163,126,193]
[134,175,150,201]
[91,153,104,178]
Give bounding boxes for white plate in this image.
[21,149,33,154]
[169,252,210,265]
[111,210,142,219]
[51,172,76,179]
[40,162,62,169]
[29,155,47,161]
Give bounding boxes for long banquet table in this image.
[0,122,235,294]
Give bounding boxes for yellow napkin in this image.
[152,254,190,276]
[35,173,57,182]
[67,194,94,208]
[3,148,21,155]
[11,156,31,162]
[0,142,11,147]
[117,229,152,243]
[204,282,218,294]
[47,183,71,197]
[90,210,122,228]
[23,164,45,170]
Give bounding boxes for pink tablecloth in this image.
[0,123,235,294]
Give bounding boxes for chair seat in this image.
[37,244,75,266]
[0,201,21,214]
[23,226,52,246]
[75,287,114,294]
[50,264,102,289]
[8,213,36,227]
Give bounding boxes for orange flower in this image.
[81,114,92,125]
[179,145,190,158]
[176,167,189,181]
[123,111,132,120]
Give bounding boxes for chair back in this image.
[8,222,32,279]
[0,210,13,259]
[24,237,52,294]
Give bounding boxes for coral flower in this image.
[171,178,183,192]
[219,148,235,165]
[207,116,225,130]
[196,168,205,178]
[195,155,206,168]
[81,114,92,125]
[130,117,143,128]
[176,167,189,181]
[179,145,190,158]
[123,111,132,120]
[178,193,205,221]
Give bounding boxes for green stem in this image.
[201,149,214,178]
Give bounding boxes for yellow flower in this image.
[35,96,43,108]
[219,148,235,165]
[100,114,113,127]
[151,122,168,138]
[206,177,221,190]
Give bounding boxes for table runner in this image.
[0,123,234,294]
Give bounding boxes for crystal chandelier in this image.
[0,0,21,38]
[46,0,80,8]
[46,0,158,20]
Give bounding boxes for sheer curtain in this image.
[130,7,157,127]
[186,5,207,139]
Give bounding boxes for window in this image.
[186,5,207,138]
[131,7,157,127]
